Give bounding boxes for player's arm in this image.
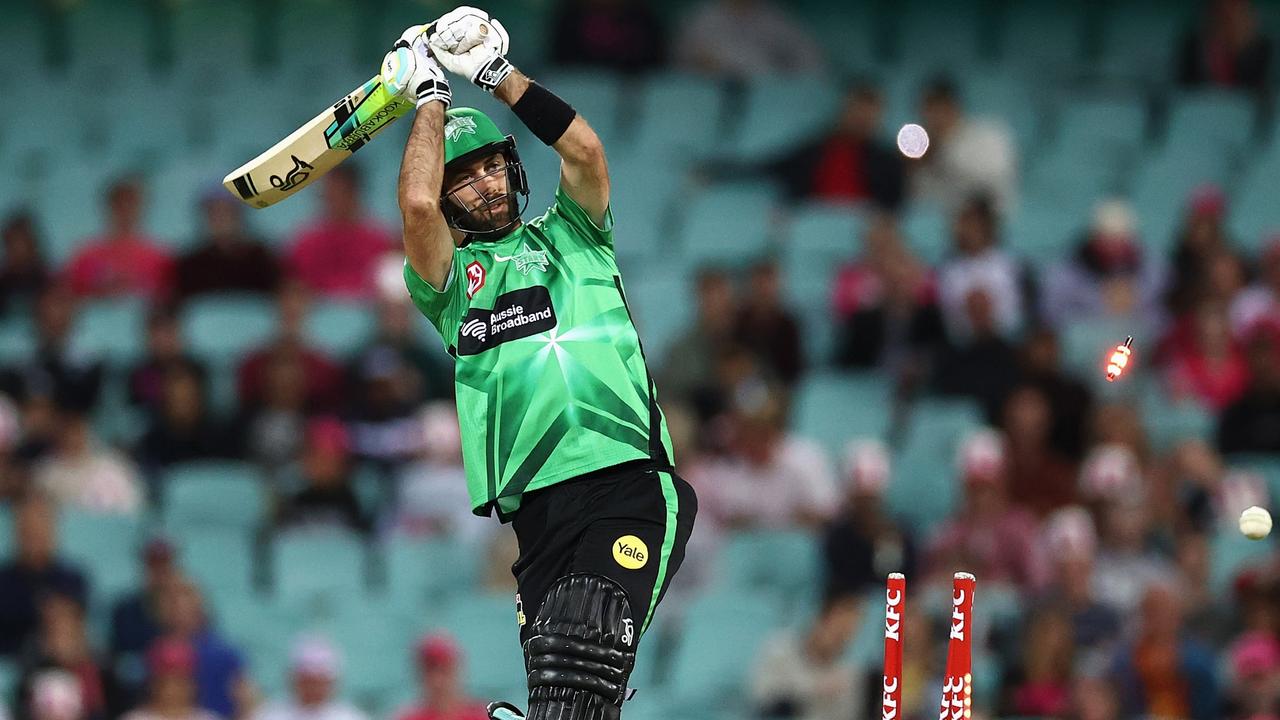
[428,7,609,225]
[382,28,459,290]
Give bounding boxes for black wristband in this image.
[511,82,577,146]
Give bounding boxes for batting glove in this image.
[427,6,513,93]
[381,29,451,109]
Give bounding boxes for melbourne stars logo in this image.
[445,115,478,142]
[494,243,549,276]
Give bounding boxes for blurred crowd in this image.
[0,0,1279,719]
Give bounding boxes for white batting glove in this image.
[427,7,513,93]
[381,30,451,109]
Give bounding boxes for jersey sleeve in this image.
[403,257,459,345]
[546,184,615,248]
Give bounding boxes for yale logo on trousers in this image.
[612,535,648,570]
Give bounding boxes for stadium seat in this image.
[66,0,152,77]
[1054,95,1149,162]
[609,157,685,259]
[1096,0,1196,78]
[1165,91,1259,156]
[69,298,147,365]
[676,183,778,266]
[998,0,1085,70]
[620,273,693,367]
[539,71,624,149]
[31,160,117,265]
[1139,392,1215,452]
[781,203,864,314]
[900,203,950,265]
[1225,455,1280,506]
[1227,152,1280,252]
[712,529,821,608]
[1004,197,1088,268]
[1128,147,1232,253]
[178,528,258,601]
[428,593,527,702]
[727,76,840,161]
[892,1,985,70]
[162,461,269,533]
[1059,317,1157,391]
[271,529,370,606]
[180,295,279,364]
[1209,526,1273,592]
[58,510,143,603]
[304,301,375,359]
[887,398,984,532]
[383,535,482,608]
[792,371,893,457]
[0,318,36,367]
[665,590,782,715]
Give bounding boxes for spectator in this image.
[936,195,1026,341]
[126,308,206,417]
[549,0,666,73]
[1111,578,1219,720]
[1223,631,1280,718]
[1218,321,1280,454]
[931,288,1021,418]
[832,218,945,375]
[28,670,83,720]
[0,284,103,417]
[1069,674,1122,720]
[659,268,739,424]
[175,188,281,302]
[1041,199,1168,329]
[14,592,113,720]
[346,347,430,475]
[750,593,863,720]
[0,212,50,317]
[673,0,823,78]
[1003,607,1074,717]
[351,298,453,406]
[0,495,89,656]
[286,165,394,299]
[64,177,173,301]
[253,636,368,720]
[238,281,345,414]
[689,389,837,530]
[911,78,1018,215]
[275,417,370,535]
[1178,0,1272,92]
[821,439,918,599]
[0,395,25,502]
[136,363,239,474]
[238,352,310,479]
[1011,327,1093,460]
[155,579,247,719]
[924,429,1045,594]
[1164,301,1249,411]
[1000,384,1078,517]
[733,259,804,386]
[1039,507,1121,663]
[121,639,219,720]
[392,403,486,543]
[33,403,142,516]
[1166,185,1239,315]
[394,635,488,720]
[757,82,905,210]
[109,537,181,707]
[1230,235,1280,337]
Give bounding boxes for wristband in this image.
[511,82,577,146]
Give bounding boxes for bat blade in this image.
[222,75,414,208]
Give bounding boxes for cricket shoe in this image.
[487,701,525,720]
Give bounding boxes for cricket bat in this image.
[222,75,414,208]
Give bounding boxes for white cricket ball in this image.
[897,123,929,159]
[1239,505,1273,540]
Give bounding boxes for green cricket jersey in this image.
[404,186,674,518]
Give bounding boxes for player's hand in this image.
[427,6,513,93]
[381,32,451,109]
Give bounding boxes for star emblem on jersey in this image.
[445,115,478,142]
[493,243,549,275]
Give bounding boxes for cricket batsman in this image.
[378,7,698,719]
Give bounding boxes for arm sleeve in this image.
[404,258,458,343]
[548,184,615,248]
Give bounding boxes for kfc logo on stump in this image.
[466,261,485,299]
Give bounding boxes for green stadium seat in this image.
[665,591,782,715]
[728,76,839,160]
[66,0,151,76]
[311,596,417,706]
[59,510,143,603]
[887,398,984,532]
[1139,393,1215,452]
[178,528,257,601]
[609,157,684,259]
[1165,91,1259,155]
[162,461,269,533]
[631,74,726,160]
[428,593,526,702]
[893,1,985,69]
[32,161,116,265]
[540,71,623,149]
[781,204,863,314]
[1225,455,1280,506]
[1060,317,1156,392]
[1209,526,1274,592]
[619,274,691,365]
[304,301,375,359]
[384,535,482,608]
[792,371,892,457]
[180,295,279,364]
[1054,95,1148,161]
[1129,147,1231,253]
[1228,152,1280,252]
[713,529,821,607]
[677,183,777,266]
[900,204,950,265]
[70,298,147,365]
[1005,198,1087,268]
[1097,0,1196,77]
[999,0,1085,69]
[0,318,36,366]
[145,161,217,251]
[272,529,369,606]
[277,0,362,71]
[170,0,255,79]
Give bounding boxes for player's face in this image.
[445,152,514,229]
